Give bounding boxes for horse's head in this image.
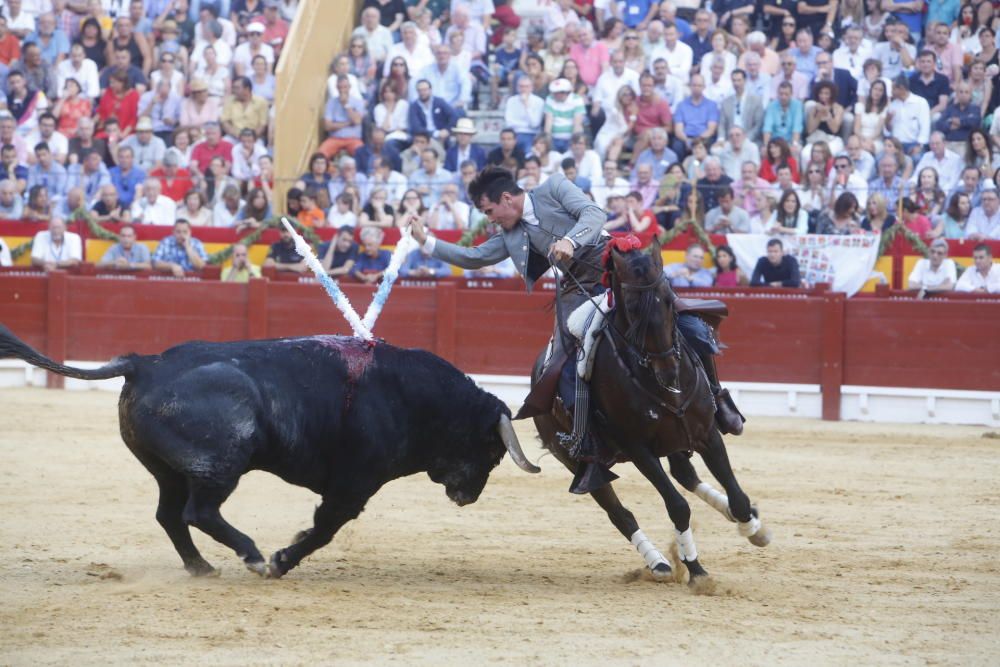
[608,238,679,390]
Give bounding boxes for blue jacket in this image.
[444,143,487,172]
[407,96,456,137]
[810,68,857,109]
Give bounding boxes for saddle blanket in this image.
[566,291,613,381]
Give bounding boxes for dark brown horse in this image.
[531,240,771,584]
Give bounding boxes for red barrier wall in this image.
[4,272,997,418]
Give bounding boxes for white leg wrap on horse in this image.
[675,528,698,562]
[630,530,668,570]
[694,482,733,520]
[738,515,762,538]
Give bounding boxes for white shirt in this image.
[352,24,394,63]
[565,148,602,185]
[55,59,101,100]
[326,72,363,103]
[212,200,243,227]
[955,262,1000,293]
[504,94,545,134]
[966,206,1000,239]
[30,230,82,263]
[908,258,956,289]
[191,38,233,71]
[888,94,930,146]
[382,41,434,78]
[232,42,275,76]
[911,149,963,193]
[0,237,11,266]
[832,44,872,80]
[872,41,916,79]
[703,76,734,104]
[649,41,693,84]
[150,69,187,99]
[828,172,869,208]
[592,176,630,209]
[26,131,69,159]
[592,68,641,113]
[231,143,268,181]
[131,195,177,226]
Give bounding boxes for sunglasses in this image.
[836,164,850,170]
[783,21,795,26]
[625,35,638,40]
[808,169,822,174]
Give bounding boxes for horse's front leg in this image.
[628,445,709,585]
[696,430,772,548]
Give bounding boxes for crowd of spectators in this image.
[1,0,998,291]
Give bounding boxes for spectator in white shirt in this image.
[26,113,68,165]
[30,217,82,270]
[212,184,244,227]
[592,50,640,115]
[910,132,963,193]
[966,188,1000,240]
[832,26,872,81]
[504,76,545,153]
[382,22,433,78]
[232,22,274,77]
[0,236,11,266]
[907,238,956,293]
[887,74,930,157]
[131,177,176,225]
[230,128,267,181]
[56,44,100,100]
[648,22,693,84]
[955,244,1000,293]
[352,7,394,64]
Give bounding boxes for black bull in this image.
[0,326,539,578]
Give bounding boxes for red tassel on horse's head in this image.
[601,234,643,287]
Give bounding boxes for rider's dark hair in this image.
[766,238,783,249]
[467,165,523,206]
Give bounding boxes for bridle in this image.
[612,271,682,393]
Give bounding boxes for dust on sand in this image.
[1,387,998,666]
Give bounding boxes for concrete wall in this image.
[273,0,361,208]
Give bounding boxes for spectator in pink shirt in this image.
[732,160,771,216]
[568,22,609,87]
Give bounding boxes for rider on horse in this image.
[408,166,744,472]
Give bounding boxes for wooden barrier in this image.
[4,272,996,417]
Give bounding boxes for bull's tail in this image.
[0,323,134,380]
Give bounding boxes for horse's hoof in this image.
[748,523,772,547]
[292,528,312,544]
[688,573,717,595]
[245,560,269,578]
[186,560,219,577]
[650,562,673,582]
[266,551,288,579]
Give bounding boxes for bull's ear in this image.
[611,247,630,277]
[648,238,663,273]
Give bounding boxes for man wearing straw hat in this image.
[444,117,486,172]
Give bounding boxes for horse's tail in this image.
[0,323,135,380]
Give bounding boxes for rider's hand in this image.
[549,239,575,263]
[409,214,427,244]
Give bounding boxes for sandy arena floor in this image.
[1,387,998,666]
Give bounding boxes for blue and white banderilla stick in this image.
[279,217,373,340]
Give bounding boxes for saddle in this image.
[674,297,728,333]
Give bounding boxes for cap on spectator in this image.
[550,78,572,94]
[264,0,280,7]
[161,19,178,33]
[163,151,179,167]
[136,117,154,132]
[453,118,477,134]
[190,79,209,93]
[247,21,265,33]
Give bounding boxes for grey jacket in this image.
[432,173,606,292]
[718,93,765,144]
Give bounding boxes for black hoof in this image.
[684,558,708,579]
[650,562,673,582]
[268,550,290,579]
[185,560,219,577]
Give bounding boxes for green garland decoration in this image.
[10,239,32,260]
[876,222,930,259]
[458,216,490,247]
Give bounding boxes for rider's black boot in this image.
[701,354,745,436]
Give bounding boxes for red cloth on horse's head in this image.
[601,235,643,287]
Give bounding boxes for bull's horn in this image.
[498,415,540,473]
